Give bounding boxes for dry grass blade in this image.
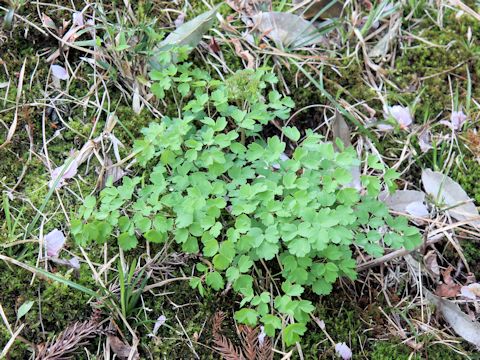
[0,324,25,358]
[0,58,26,150]
[35,319,102,360]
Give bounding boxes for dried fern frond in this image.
[212,311,226,336]
[212,311,245,360]
[213,334,246,360]
[35,318,102,360]
[238,325,258,360]
[257,337,273,360]
[212,311,274,360]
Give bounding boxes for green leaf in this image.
[312,278,332,295]
[145,230,166,243]
[235,214,251,233]
[17,300,34,320]
[237,255,254,273]
[283,126,301,142]
[283,323,307,346]
[234,308,258,327]
[261,314,282,337]
[213,253,231,270]
[206,271,224,290]
[281,281,304,297]
[118,233,138,251]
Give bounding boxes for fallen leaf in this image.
[252,12,324,49]
[293,0,344,19]
[45,229,66,257]
[153,5,219,54]
[42,13,57,30]
[426,289,480,347]
[422,169,480,226]
[435,283,461,298]
[108,336,139,360]
[424,250,440,276]
[51,64,69,80]
[332,110,351,147]
[405,201,429,217]
[231,38,255,69]
[380,190,429,217]
[226,0,272,15]
[443,265,455,285]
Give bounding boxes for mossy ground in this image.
[1,0,480,359]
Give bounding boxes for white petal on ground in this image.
[72,12,84,27]
[335,342,352,360]
[258,326,266,346]
[49,159,79,188]
[418,130,433,152]
[51,64,69,80]
[68,257,81,270]
[45,229,66,257]
[451,110,467,130]
[384,105,413,129]
[151,315,167,336]
[460,283,480,300]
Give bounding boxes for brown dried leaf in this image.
[108,336,139,360]
[435,283,461,298]
[424,250,440,276]
[231,39,255,69]
[332,110,351,147]
[443,265,455,285]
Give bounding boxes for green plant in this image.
[117,258,149,320]
[71,61,421,345]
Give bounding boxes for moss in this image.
[138,276,231,358]
[0,264,96,358]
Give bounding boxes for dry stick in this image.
[0,304,13,336]
[0,324,25,358]
[356,235,445,272]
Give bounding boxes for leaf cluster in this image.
[72,62,421,345]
